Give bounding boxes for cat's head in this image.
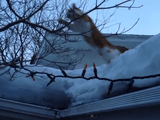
[66,4,84,20]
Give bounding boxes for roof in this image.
[44,32,152,50]
[1,85,160,120]
[61,85,160,118]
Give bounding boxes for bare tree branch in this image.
[6,0,22,19]
[0,0,143,80]
[26,0,49,19]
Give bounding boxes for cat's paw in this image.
[58,18,66,24]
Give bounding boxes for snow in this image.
[0,33,160,109]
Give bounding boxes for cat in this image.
[58,4,128,63]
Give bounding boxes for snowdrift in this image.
[0,33,160,109]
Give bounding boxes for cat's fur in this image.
[58,4,128,63]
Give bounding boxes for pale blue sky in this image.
[72,0,160,35]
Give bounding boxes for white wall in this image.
[36,32,152,70]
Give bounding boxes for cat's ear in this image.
[72,3,83,15]
[72,3,77,9]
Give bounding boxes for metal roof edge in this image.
[1,85,160,119]
[46,31,153,38]
[103,33,153,38]
[0,98,55,120]
[60,85,160,118]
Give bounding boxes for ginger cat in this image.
[58,4,128,63]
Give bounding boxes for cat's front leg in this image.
[58,18,75,32]
[58,18,69,26]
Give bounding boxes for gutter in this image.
[1,85,160,119]
[60,85,160,118]
[0,98,56,120]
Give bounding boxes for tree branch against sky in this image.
[0,0,142,79]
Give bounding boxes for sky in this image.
[72,0,160,35]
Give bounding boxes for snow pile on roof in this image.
[0,33,160,109]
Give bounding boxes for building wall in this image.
[36,32,152,70]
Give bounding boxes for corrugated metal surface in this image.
[60,85,160,119]
[0,85,160,120]
[0,98,55,120]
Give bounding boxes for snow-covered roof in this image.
[35,32,153,70]
[0,33,160,119]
